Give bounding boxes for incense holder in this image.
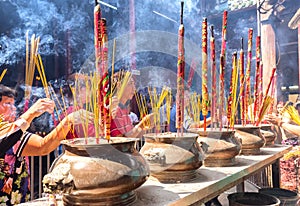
[234,125,266,155]
[188,128,241,167]
[43,137,150,206]
[260,124,276,146]
[140,132,204,183]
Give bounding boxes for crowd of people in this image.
[1,69,300,205]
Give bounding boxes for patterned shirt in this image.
[0,128,32,205]
[111,104,133,137]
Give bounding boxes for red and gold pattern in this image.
[245,28,253,123]
[201,18,208,131]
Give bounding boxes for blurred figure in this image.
[265,100,300,146]
[170,90,211,132]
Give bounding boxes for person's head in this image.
[113,70,136,104]
[276,101,284,114]
[69,73,92,107]
[0,85,17,122]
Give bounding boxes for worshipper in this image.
[111,71,154,137]
[0,85,93,205]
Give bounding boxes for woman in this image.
[0,86,93,205]
[110,71,154,137]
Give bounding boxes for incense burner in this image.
[43,137,150,206]
[234,125,266,155]
[140,132,204,183]
[260,124,276,146]
[188,128,241,167]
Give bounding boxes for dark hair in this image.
[0,85,16,102]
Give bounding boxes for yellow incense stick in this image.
[0,69,7,82]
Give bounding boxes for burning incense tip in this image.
[153,11,177,23]
[98,1,117,10]
[180,1,184,25]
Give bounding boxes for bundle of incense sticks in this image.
[135,92,149,129]
[255,68,276,126]
[227,52,238,129]
[283,105,300,125]
[190,92,201,124]
[24,32,40,111]
[176,1,185,135]
[201,17,209,131]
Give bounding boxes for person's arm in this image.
[265,114,300,137]
[21,109,93,156]
[125,113,154,138]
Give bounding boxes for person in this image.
[0,85,92,205]
[111,71,154,137]
[265,104,300,145]
[170,90,211,132]
[59,73,118,139]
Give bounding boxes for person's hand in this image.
[264,114,282,126]
[139,113,154,130]
[65,109,94,125]
[111,96,119,119]
[22,98,55,121]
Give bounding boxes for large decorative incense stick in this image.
[94,0,103,139]
[210,25,217,129]
[239,38,245,125]
[253,36,261,122]
[218,11,227,129]
[201,18,208,131]
[100,18,111,141]
[94,1,102,73]
[245,28,253,123]
[176,1,185,135]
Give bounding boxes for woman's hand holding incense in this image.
[138,113,154,130]
[264,114,283,126]
[65,109,94,125]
